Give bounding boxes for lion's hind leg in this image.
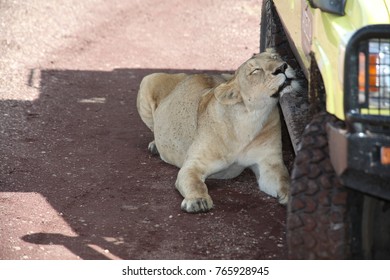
[137,73,188,156]
[148,140,159,155]
[136,73,188,132]
[137,75,156,132]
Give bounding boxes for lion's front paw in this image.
[181,195,213,213]
[277,192,288,205]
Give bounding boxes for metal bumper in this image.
[327,122,390,200]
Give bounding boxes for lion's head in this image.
[215,49,297,111]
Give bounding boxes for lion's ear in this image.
[265,48,276,54]
[265,48,280,59]
[214,83,242,105]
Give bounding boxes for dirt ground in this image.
[0,0,288,259]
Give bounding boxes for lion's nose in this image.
[272,63,288,75]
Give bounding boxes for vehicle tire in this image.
[259,0,271,52]
[286,112,390,259]
[361,195,390,259]
[260,0,296,67]
[286,112,353,259]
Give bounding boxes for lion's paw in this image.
[277,192,288,205]
[181,196,213,213]
[148,140,159,155]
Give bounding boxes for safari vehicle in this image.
[260,0,390,259]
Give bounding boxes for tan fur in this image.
[137,49,297,213]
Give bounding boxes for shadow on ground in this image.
[1,68,287,259]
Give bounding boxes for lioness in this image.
[137,49,298,213]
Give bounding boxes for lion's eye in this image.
[250,68,261,75]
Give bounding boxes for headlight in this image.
[344,25,390,123]
[358,39,390,115]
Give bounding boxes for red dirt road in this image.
[0,0,287,259]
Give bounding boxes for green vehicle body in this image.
[266,0,390,258]
[273,0,390,121]
[271,0,390,194]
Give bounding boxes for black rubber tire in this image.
[362,195,390,259]
[260,0,296,67]
[260,0,280,52]
[286,112,352,259]
[259,0,270,53]
[285,113,390,260]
